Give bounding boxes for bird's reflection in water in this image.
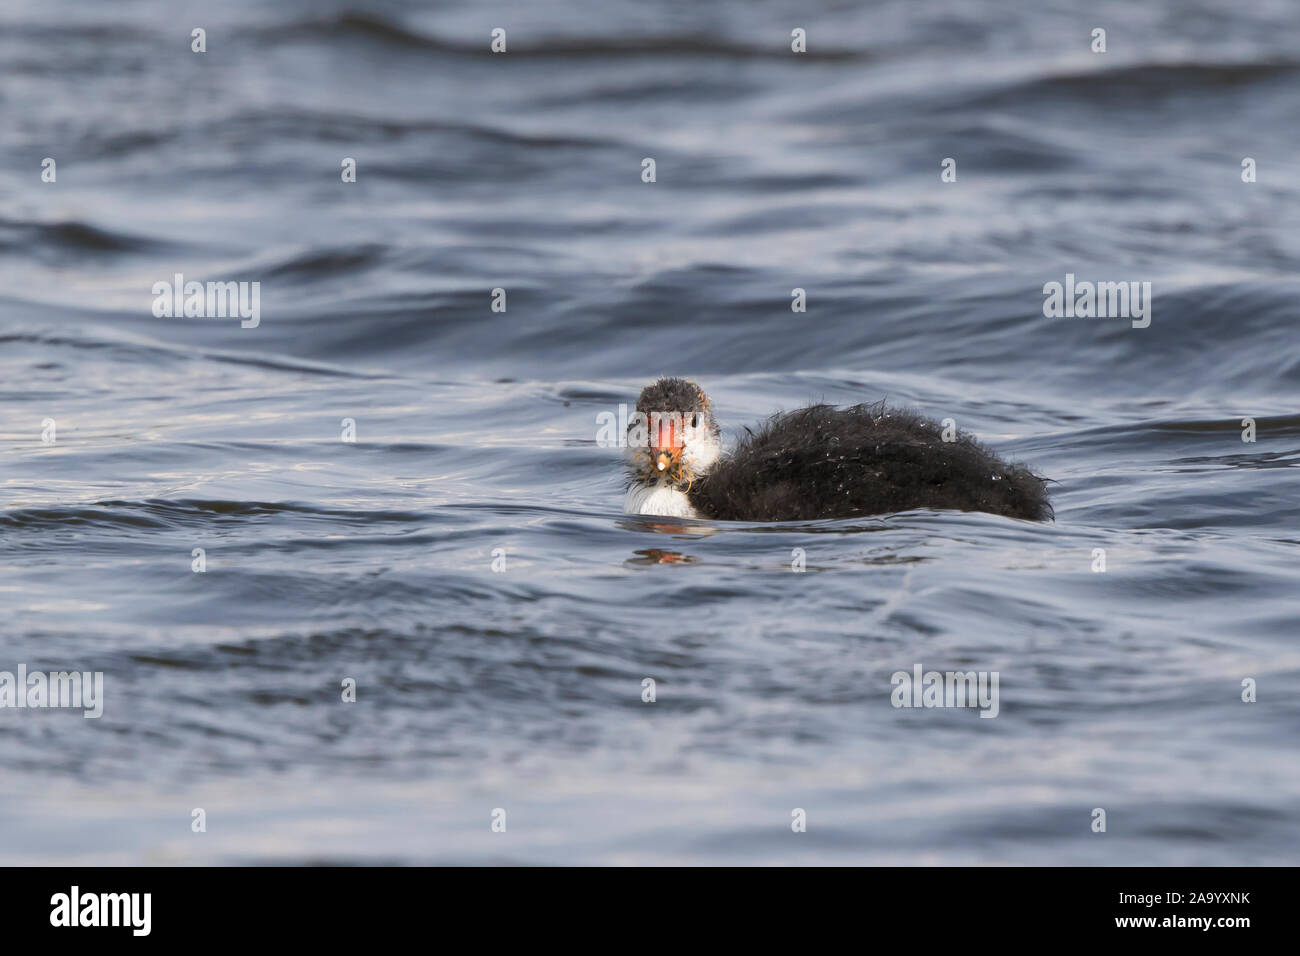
[616,516,716,536]
[617,515,715,564]
[627,548,697,566]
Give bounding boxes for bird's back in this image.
[688,402,1052,522]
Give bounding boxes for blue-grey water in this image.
[2,0,1298,865]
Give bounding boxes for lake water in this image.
[2,0,1298,864]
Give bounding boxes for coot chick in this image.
[622,377,1052,522]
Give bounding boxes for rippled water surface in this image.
[2,0,1298,864]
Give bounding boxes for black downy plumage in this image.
[687,399,1052,522]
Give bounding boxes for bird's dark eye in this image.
[690,414,699,428]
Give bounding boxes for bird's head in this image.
[626,377,721,490]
